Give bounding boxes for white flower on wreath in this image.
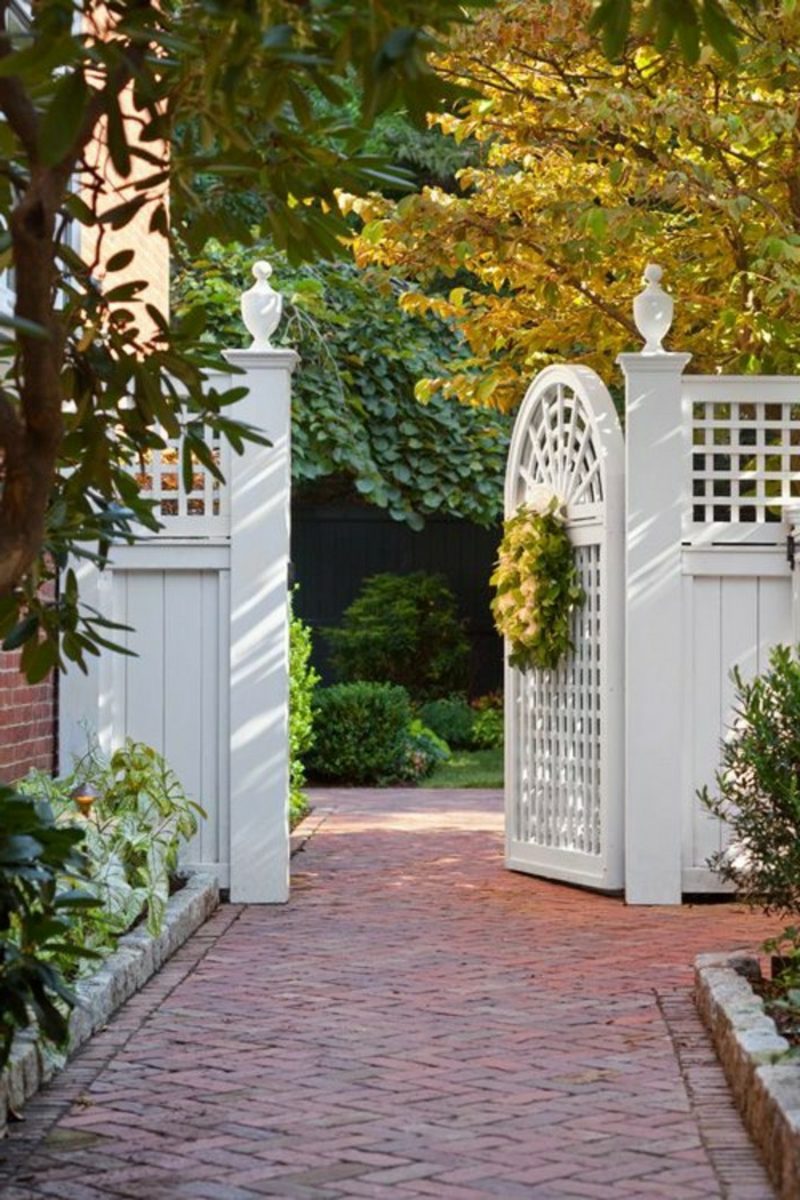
[525,482,565,518]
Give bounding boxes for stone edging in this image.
[290,805,333,857]
[695,951,800,1199]
[1,871,219,1129]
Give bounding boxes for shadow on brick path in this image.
[0,788,778,1199]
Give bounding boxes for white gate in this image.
[504,365,625,891]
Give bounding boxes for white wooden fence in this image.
[506,269,799,903]
[60,346,297,903]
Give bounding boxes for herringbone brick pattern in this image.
[0,789,777,1198]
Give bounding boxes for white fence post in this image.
[618,266,690,904]
[224,342,297,904]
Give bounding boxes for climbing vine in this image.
[490,503,585,671]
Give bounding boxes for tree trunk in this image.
[0,169,66,596]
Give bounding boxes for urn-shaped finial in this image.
[633,264,673,354]
[241,260,283,349]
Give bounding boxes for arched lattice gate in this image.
[504,365,625,892]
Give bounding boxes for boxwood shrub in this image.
[326,572,469,701]
[306,682,413,785]
[418,696,475,748]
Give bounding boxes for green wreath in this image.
[490,502,585,671]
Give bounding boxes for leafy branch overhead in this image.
[0,0,486,682]
[353,0,800,410]
[174,245,510,529]
[590,0,757,63]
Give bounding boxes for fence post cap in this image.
[241,260,283,350]
[633,263,673,354]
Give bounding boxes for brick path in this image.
[0,788,778,1199]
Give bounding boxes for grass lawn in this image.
[427,746,504,789]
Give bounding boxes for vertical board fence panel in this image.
[291,504,502,697]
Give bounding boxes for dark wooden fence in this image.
[291,503,502,697]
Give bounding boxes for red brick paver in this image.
[0,789,778,1199]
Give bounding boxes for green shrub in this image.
[471,706,504,750]
[0,789,99,1071]
[20,738,204,951]
[402,719,451,782]
[700,645,800,917]
[290,597,320,826]
[326,572,469,701]
[419,696,475,748]
[307,682,412,784]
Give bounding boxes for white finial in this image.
[633,263,673,354]
[241,259,282,349]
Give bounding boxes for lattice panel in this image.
[513,543,602,855]
[512,383,604,513]
[691,398,800,525]
[134,434,230,536]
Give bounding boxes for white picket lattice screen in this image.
[504,365,624,892]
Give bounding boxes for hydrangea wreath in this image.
[490,499,585,671]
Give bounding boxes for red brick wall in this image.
[0,652,57,784]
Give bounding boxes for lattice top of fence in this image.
[134,432,231,539]
[131,370,233,540]
[683,375,800,542]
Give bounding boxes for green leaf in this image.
[676,16,701,62]
[702,0,740,64]
[3,614,39,651]
[588,0,632,59]
[20,636,57,685]
[38,71,88,167]
[0,313,50,342]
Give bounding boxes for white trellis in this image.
[506,268,800,903]
[60,274,296,904]
[504,366,624,891]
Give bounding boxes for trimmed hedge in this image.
[306,682,412,785]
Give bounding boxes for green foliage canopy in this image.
[174,244,510,528]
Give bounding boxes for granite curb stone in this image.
[696,950,800,1199]
[0,870,219,1131]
